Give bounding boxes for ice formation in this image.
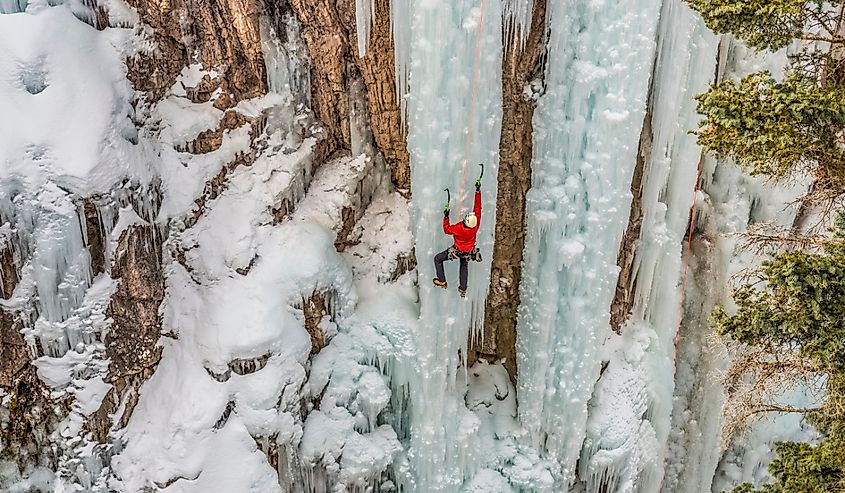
[577,2,718,491]
[0,0,821,491]
[401,0,505,489]
[514,0,661,487]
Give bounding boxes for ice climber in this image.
[433,177,483,298]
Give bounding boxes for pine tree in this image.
[713,218,845,492]
[687,0,845,191]
[686,0,845,50]
[684,2,845,491]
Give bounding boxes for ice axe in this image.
[443,188,451,214]
[476,163,484,188]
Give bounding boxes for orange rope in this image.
[457,0,485,216]
[674,158,702,387]
[659,156,703,491]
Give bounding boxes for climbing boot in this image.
[458,288,466,298]
[433,278,447,289]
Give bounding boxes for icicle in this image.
[514,0,663,486]
[502,0,535,46]
[0,0,26,14]
[354,0,375,56]
[390,0,411,128]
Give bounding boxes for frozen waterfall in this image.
[402,0,503,489]
[515,0,661,487]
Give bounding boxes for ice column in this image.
[667,39,807,492]
[402,0,503,490]
[515,0,661,487]
[576,1,719,491]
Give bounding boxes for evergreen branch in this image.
[800,35,845,44]
[808,9,838,39]
[750,403,828,415]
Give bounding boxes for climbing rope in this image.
[457,0,486,216]
[659,156,703,491]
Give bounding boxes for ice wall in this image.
[514,0,661,488]
[0,0,26,14]
[577,2,718,491]
[666,39,810,493]
[401,0,503,489]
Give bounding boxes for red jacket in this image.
[443,190,482,252]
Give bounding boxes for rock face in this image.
[287,0,409,188]
[0,243,25,388]
[87,224,164,443]
[83,199,106,276]
[0,233,60,468]
[610,107,652,333]
[349,0,410,190]
[475,0,547,382]
[104,225,164,380]
[126,0,267,106]
[302,292,328,355]
[288,0,353,164]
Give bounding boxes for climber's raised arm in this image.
[473,180,482,223]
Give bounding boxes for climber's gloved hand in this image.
[475,180,481,192]
[444,206,450,218]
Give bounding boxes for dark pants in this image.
[434,247,469,291]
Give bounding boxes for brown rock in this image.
[1,367,62,464]
[0,310,27,389]
[83,199,106,277]
[190,110,251,154]
[88,224,165,442]
[0,240,26,389]
[0,240,18,300]
[609,107,651,333]
[302,291,327,355]
[104,224,164,379]
[341,0,410,189]
[286,0,409,187]
[127,0,266,105]
[88,367,157,443]
[288,0,353,166]
[475,0,547,383]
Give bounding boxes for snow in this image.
[343,192,415,285]
[113,144,360,491]
[69,375,111,414]
[0,2,148,195]
[160,416,284,493]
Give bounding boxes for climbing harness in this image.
[456,0,486,216]
[448,246,483,262]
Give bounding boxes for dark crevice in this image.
[475,0,548,384]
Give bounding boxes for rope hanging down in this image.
[659,156,703,491]
[457,0,486,216]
